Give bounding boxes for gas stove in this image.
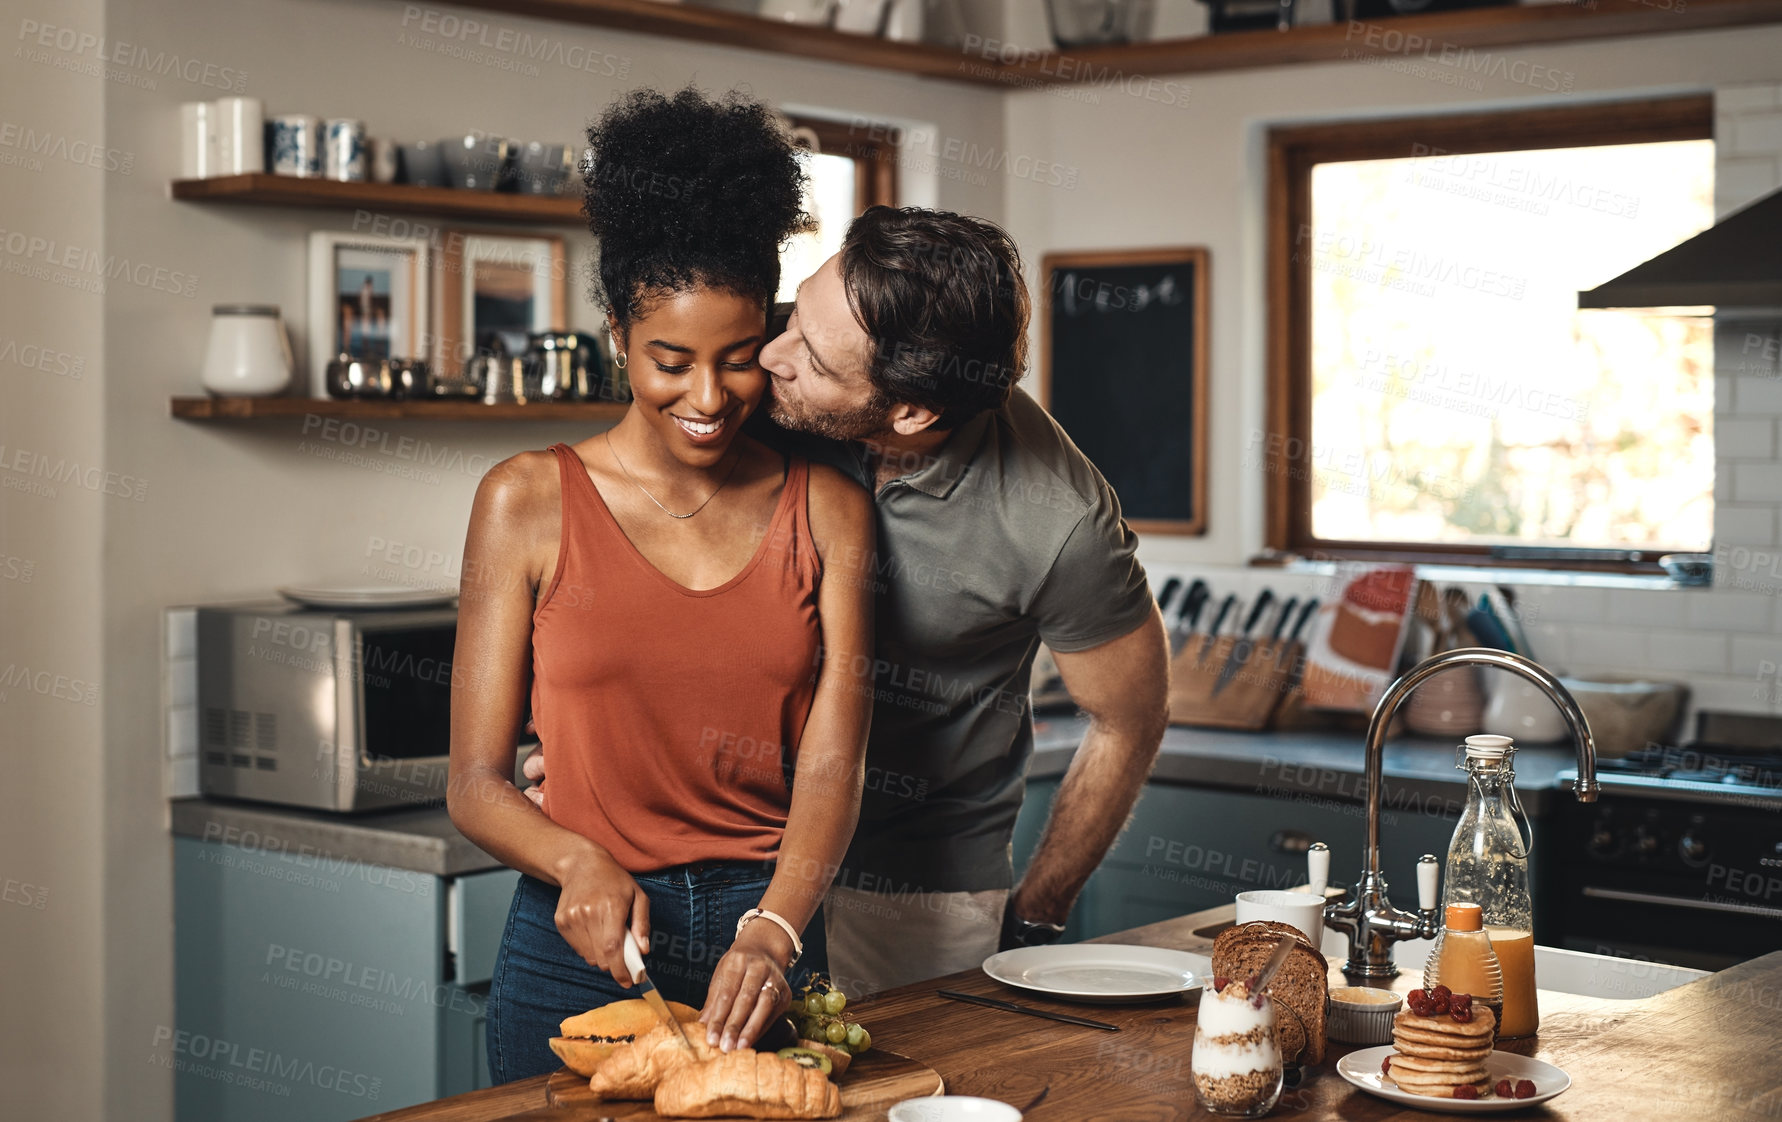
[1572,743,1782,806]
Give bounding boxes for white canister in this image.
[369,138,400,183]
[179,101,217,178]
[213,96,264,174]
[201,305,294,396]
[883,0,924,41]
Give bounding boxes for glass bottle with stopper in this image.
[1435,734,1538,1038]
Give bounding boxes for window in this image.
[777,117,898,303]
[1266,97,1715,571]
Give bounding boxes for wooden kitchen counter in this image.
[355,908,1782,1121]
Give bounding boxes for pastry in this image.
[588,1023,716,1100]
[654,1049,841,1119]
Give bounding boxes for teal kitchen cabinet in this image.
[1013,779,1460,942]
[172,836,518,1122]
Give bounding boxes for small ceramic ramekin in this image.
[1327,986,1404,1044]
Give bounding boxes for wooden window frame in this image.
[1264,94,1713,573]
[792,116,898,212]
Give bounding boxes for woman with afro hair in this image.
[448,87,875,1083]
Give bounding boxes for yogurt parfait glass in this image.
[1191,980,1284,1117]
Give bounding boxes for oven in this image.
[1549,715,1782,971]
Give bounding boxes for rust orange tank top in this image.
[530,443,822,872]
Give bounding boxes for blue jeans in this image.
[485,861,828,1084]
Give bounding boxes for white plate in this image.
[277,585,455,609]
[1337,1045,1571,1113]
[981,944,1208,1004]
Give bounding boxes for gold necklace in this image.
[605,431,742,519]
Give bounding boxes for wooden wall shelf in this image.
[424,0,1008,85]
[171,396,627,422]
[170,174,585,225]
[419,0,1782,86]
[1000,0,1782,83]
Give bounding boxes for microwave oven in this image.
[196,601,457,812]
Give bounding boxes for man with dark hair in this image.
[529,205,1167,996]
[756,206,1170,995]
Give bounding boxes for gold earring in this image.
[614,351,627,370]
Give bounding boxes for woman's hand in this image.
[553,848,651,986]
[699,921,795,1052]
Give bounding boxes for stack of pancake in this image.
[1385,1004,1496,1099]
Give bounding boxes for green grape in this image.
[804,993,827,1016]
[845,1023,866,1049]
[852,1027,871,1054]
[823,990,847,1015]
[825,1020,848,1045]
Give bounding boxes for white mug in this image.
[1235,890,1324,948]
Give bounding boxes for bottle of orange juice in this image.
[1432,734,1540,1039]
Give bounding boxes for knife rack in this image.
[1167,635,1305,730]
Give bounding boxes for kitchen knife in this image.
[1286,598,1318,643]
[1195,593,1238,662]
[623,930,697,1055]
[1268,596,1299,641]
[1211,589,1276,696]
[1170,579,1210,655]
[1155,576,1183,619]
[1275,598,1320,674]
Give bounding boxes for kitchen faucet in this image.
[1307,648,1600,979]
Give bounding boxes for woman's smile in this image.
[671,411,732,444]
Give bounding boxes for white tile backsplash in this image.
[1645,629,1730,674]
[1718,416,1777,460]
[1685,589,1776,633]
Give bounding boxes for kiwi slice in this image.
[775,1046,834,1075]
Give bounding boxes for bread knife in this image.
[624,930,697,1055]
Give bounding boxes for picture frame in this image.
[305,231,431,398]
[434,229,567,376]
[1039,247,1210,537]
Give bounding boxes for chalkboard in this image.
[1040,248,1209,536]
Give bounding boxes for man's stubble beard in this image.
[768,385,896,443]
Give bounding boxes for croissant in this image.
[587,1023,715,1099]
[654,1050,841,1119]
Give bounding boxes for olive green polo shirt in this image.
[778,390,1154,894]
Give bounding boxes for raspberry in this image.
[1429,990,1451,1015]
[1449,993,1473,1017]
[1382,1056,1393,1075]
[1406,989,1430,1015]
[1515,1080,1537,1099]
[1449,1003,1473,1023]
[1453,1085,1479,1100]
[1495,1079,1514,1098]
[1431,984,1452,1003]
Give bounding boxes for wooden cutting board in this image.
[544,1050,942,1119]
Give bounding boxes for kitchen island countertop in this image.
[350,896,1779,1121]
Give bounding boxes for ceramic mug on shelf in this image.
[267,114,320,177]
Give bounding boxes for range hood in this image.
[1577,186,1782,312]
